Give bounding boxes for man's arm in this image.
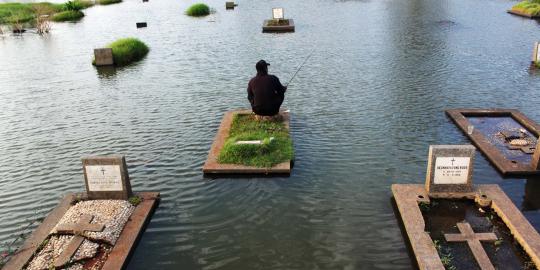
[273,76,287,94]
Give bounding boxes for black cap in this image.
[256,60,270,72]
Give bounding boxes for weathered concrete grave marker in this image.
[532,42,540,65]
[83,155,132,200]
[94,48,114,66]
[444,222,498,270]
[225,2,236,9]
[262,8,294,33]
[136,22,147,28]
[54,214,104,267]
[425,145,476,195]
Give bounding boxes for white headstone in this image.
[85,165,123,191]
[272,8,284,19]
[425,145,476,194]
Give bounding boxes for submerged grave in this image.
[203,110,293,175]
[262,8,295,33]
[392,145,540,270]
[446,109,540,175]
[3,156,160,270]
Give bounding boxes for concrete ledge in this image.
[262,19,295,33]
[392,184,540,270]
[202,110,292,175]
[3,192,160,270]
[507,9,540,19]
[446,108,540,175]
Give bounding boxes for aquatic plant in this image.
[128,196,143,206]
[52,10,84,21]
[0,1,92,26]
[218,114,293,167]
[186,3,210,17]
[98,0,122,5]
[93,37,149,66]
[511,0,540,16]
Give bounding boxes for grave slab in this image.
[2,192,159,270]
[446,108,540,175]
[202,109,292,175]
[262,19,295,33]
[392,184,540,270]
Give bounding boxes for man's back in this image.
[247,74,286,116]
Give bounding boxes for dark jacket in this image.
[247,73,287,116]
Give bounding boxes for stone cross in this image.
[54,215,104,268]
[444,222,497,270]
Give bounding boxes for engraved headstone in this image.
[82,155,132,199]
[225,2,235,9]
[94,48,114,66]
[272,8,284,20]
[425,145,476,194]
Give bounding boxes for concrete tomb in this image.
[446,108,540,175]
[136,22,147,28]
[94,48,114,66]
[2,155,160,270]
[203,110,292,175]
[262,8,295,33]
[225,2,237,9]
[392,144,540,270]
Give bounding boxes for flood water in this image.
[1,0,540,268]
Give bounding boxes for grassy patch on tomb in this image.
[186,3,210,16]
[98,0,122,5]
[267,19,290,26]
[94,37,149,66]
[217,114,293,167]
[52,10,84,21]
[511,0,540,16]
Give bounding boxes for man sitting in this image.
[247,60,287,119]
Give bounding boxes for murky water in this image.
[1,0,540,268]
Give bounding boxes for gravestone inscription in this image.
[272,8,284,20]
[82,155,132,199]
[94,48,114,66]
[425,145,476,194]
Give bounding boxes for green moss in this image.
[52,10,84,21]
[217,114,293,167]
[128,196,143,206]
[535,61,540,68]
[96,37,149,66]
[98,0,122,5]
[511,0,540,16]
[186,3,210,16]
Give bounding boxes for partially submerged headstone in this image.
[94,48,114,66]
[225,1,236,9]
[83,155,132,200]
[425,145,475,196]
[262,8,295,33]
[136,22,147,28]
[532,42,540,67]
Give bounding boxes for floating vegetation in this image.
[510,0,540,17]
[186,3,210,17]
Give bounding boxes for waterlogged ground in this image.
[1,0,540,269]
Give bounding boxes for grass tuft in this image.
[186,3,210,16]
[52,10,84,21]
[511,0,540,16]
[0,1,93,25]
[217,114,293,167]
[95,37,149,66]
[98,0,122,5]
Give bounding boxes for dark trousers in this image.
[252,95,284,116]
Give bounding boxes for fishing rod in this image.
[285,49,315,87]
